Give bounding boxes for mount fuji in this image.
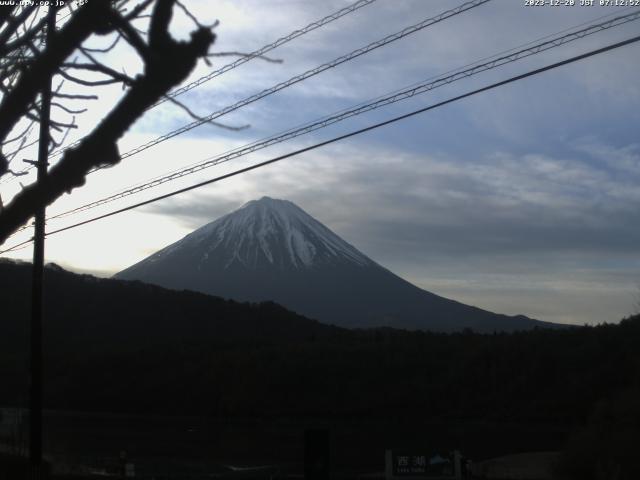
[115,197,554,332]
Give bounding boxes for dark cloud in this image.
[142,140,640,324]
[141,194,244,230]
[100,1,640,325]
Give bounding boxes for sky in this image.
[2,0,640,325]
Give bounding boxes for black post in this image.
[29,5,55,468]
[304,428,330,480]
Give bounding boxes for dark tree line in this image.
[1,260,638,426]
[1,261,639,477]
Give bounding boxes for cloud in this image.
[143,193,243,229]
[142,138,640,324]
[8,0,639,327]
[141,137,640,261]
[574,139,640,176]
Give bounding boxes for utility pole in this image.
[29,5,55,471]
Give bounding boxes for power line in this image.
[28,0,490,195]
[159,0,378,105]
[10,0,489,184]
[0,236,34,255]
[48,9,640,221]
[2,0,379,183]
[109,6,639,185]
[2,32,638,253]
[35,34,640,241]
[0,3,103,185]
[111,0,492,162]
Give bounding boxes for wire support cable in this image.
[39,6,640,198]
[113,0,492,161]
[159,0,379,105]
[1,0,379,184]
[2,32,638,254]
[35,0,489,180]
[0,236,34,255]
[47,9,640,221]
[31,33,639,241]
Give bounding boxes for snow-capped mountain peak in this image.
[142,197,374,270]
[116,197,550,332]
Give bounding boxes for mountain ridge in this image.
[116,197,559,332]
[125,197,376,272]
[0,259,342,352]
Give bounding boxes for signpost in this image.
[385,450,462,480]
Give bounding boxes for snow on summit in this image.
[115,197,552,332]
[145,197,374,270]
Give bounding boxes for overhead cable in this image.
[34,34,640,241]
[2,0,379,183]
[114,0,492,161]
[48,9,640,220]
[159,0,379,105]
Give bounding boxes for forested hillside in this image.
[1,261,638,425]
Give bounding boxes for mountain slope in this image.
[116,197,555,332]
[0,259,342,354]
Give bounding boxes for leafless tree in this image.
[0,0,217,245]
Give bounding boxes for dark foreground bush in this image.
[556,388,640,480]
[0,455,50,480]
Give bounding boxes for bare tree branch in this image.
[123,0,155,21]
[0,2,118,145]
[2,118,36,145]
[175,0,204,29]
[208,51,283,64]
[63,59,136,85]
[57,68,124,87]
[51,102,87,115]
[81,34,122,54]
[1,14,48,56]
[109,8,152,62]
[163,94,249,131]
[53,93,99,100]
[0,5,37,54]
[149,0,174,49]
[0,0,216,244]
